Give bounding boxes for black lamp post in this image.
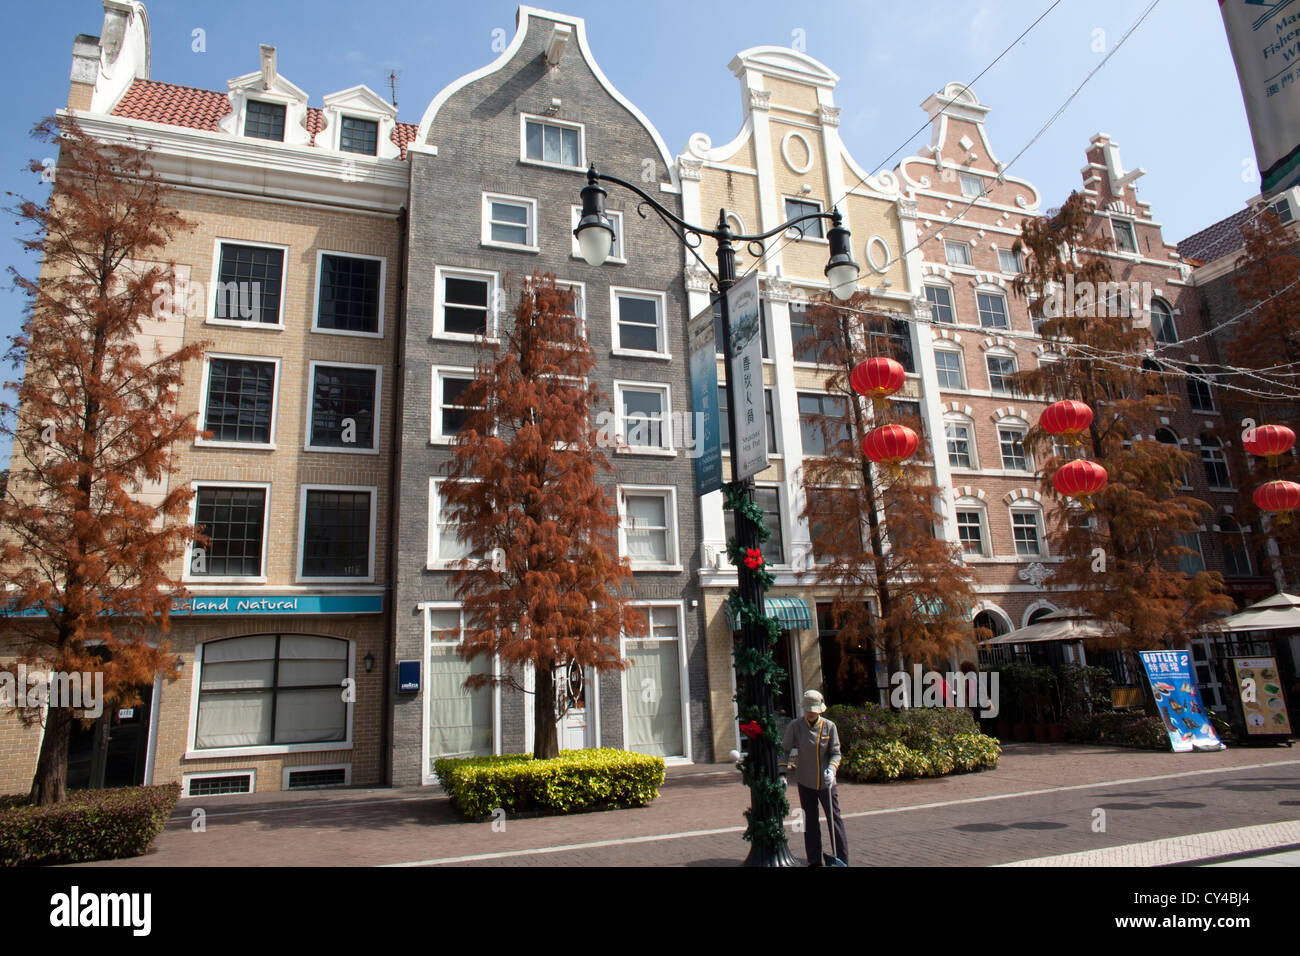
[576,165,859,866]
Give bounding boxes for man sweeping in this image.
[780,689,848,866]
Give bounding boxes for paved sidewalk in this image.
[80,742,1300,867]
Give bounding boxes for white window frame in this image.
[550,278,589,340]
[430,365,477,444]
[481,192,539,252]
[421,602,503,784]
[184,480,272,584]
[427,477,489,570]
[997,248,1023,274]
[613,380,675,456]
[958,172,984,200]
[1010,505,1047,558]
[924,283,957,324]
[311,249,387,339]
[945,417,978,471]
[570,206,626,264]
[1151,297,1178,345]
[783,197,826,241]
[619,601,692,764]
[1187,366,1215,413]
[610,287,670,359]
[954,501,990,557]
[304,360,382,455]
[997,422,1032,472]
[336,114,380,156]
[986,350,1018,395]
[944,240,972,267]
[1201,437,1234,490]
[282,763,353,790]
[1177,531,1206,574]
[617,485,681,571]
[1111,217,1138,254]
[976,290,1010,330]
[296,483,378,583]
[242,97,289,141]
[434,266,499,341]
[196,353,281,450]
[933,347,966,390]
[519,113,586,171]
[184,637,355,760]
[182,769,257,796]
[207,238,289,329]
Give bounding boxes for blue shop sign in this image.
[176,594,384,616]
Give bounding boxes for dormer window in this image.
[245,100,286,141]
[340,116,379,156]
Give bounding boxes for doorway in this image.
[66,683,153,790]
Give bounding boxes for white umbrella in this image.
[1210,592,1300,633]
[981,609,1125,646]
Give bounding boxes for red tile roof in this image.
[109,79,419,158]
[1176,207,1253,265]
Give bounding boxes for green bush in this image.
[841,734,1000,783]
[1065,710,1168,750]
[0,783,180,866]
[826,702,979,752]
[434,748,665,818]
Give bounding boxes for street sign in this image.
[725,272,768,481]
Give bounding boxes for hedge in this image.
[434,748,665,818]
[0,783,180,866]
[841,734,1001,782]
[825,702,981,751]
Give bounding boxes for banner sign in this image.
[724,272,768,481]
[1221,0,1300,194]
[688,299,722,496]
[1232,656,1293,736]
[1139,650,1225,752]
[175,594,384,616]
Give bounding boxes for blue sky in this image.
[0,0,1258,462]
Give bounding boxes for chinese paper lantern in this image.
[1253,479,1300,524]
[1242,424,1295,462]
[851,357,905,399]
[1040,400,1094,443]
[1052,458,1108,501]
[862,423,918,465]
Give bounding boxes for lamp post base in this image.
[743,842,800,867]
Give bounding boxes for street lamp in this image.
[576,164,859,867]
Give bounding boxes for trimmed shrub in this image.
[841,733,1000,783]
[827,702,979,753]
[0,783,180,866]
[434,748,665,818]
[1065,711,1168,750]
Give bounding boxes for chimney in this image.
[69,33,101,110]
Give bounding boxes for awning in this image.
[724,596,814,632]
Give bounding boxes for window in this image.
[976,292,1009,330]
[1011,508,1043,556]
[299,486,374,579]
[807,486,861,560]
[1112,218,1137,254]
[956,508,987,556]
[436,269,495,338]
[620,488,679,568]
[867,318,916,373]
[1201,436,1231,489]
[201,357,277,445]
[925,285,955,324]
[244,100,286,141]
[798,392,850,457]
[617,382,671,452]
[1176,532,1205,575]
[426,606,495,762]
[212,242,285,326]
[998,248,1023,274]
[523,117,582,168]
[1187,366,1214,413]
[428,478,485,566]
[189,485,268,579]
[482,194,537,250]
[959,173,984,199]
[986,353,1017,394]
[307,363,378,453]
[624,605,686,759]
[612,289,667,355]
[339,116,378,155]
[714,298,769,359]
[1156,428,1191,487]
[784,198,824,238]
[944,241,972,266]
[433,368,476,441]
[1270,196,1293,224]
[934,349,965,389]
[1220,516,1251,577]
[195,635,348,750]
[889,398,927,444]
[315,252,383,335]
[1151,298,1177,345]
[719,385,777,453]
[724,486,784,564]
[999,427,1030,471]
[571,206,624,262]
[790,303,820,363]
[946,420,975,469]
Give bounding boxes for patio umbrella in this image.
[981,609,1125,646]
[1210,592,1300,633]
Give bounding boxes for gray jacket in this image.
[780,715,841,790]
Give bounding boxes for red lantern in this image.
[1243,424,1296,460]
[851,357,905,399]
[862,424,918,464]
[1052,459,1108,499]
[1253,480,1300,521]
[1040,400,1094,440]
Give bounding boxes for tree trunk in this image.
[29,704,73,806]
[533,662,558,759]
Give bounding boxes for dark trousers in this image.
[797,783,848,865]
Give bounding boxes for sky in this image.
[0,0,1260,462]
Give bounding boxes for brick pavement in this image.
[77,742,1300,867]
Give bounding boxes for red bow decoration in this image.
[739,720,763,739]
[743,547,764,570]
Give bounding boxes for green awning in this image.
[724,596,814,632]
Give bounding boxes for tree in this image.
[0,116,205,804]
[797,292,979,694]
[439,272,645,759]
[1010,192,1232,648]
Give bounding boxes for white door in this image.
[556,660,589,751]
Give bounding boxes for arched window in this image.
[1219,516,1251,577]
[1187,365,1214,413]
[1201,434,1232,489]
[973,609,1011,639]
[1156,428,1190,487]
[1026,605,1056,625]
[1151,298,1177,345]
